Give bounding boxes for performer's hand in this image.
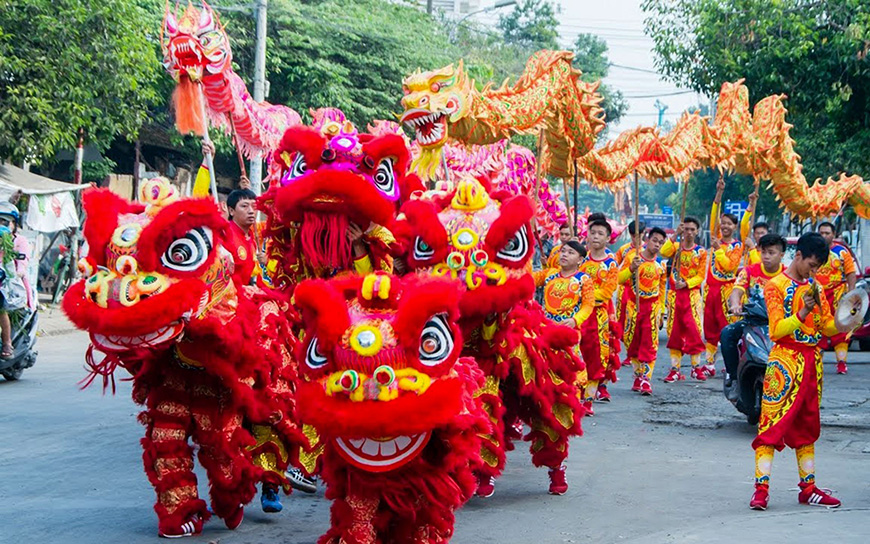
[256,251,267,266]
[748,191,758,204]
[201,140,216,157]
[675,278,688,290]
[800,290,816,317]
[729,303,743,316]
[745,237,756,251]
[711,237,721,251]
[675,224,684,238]
[239,175,251,190]
[716,177,725,194]
[630,257,642,274]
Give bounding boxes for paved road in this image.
[1,332,868,544]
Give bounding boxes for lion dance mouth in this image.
[334,432,432,472]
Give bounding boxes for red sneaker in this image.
[798,483,841,508]
[640,379,652,396]
[663,368,684,383]
[596,383,611,402]
[476,475,495,498]
[749,484,769,511]
[702,363,716,378]
[836,361,848,375]
[631,377,642,392]
[690,366,707,381]
[583,399,595,416]
[548,465,568,495]
[158,514,203,538]
[224,505,244,530]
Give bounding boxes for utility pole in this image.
[427,0,433,15]
[249,0,268,194]
[654,99,668,128]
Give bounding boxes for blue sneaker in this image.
[261,484,283,513]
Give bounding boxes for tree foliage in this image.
[497,0,560,51]
[642,0,870,182]
[0,0,162,164]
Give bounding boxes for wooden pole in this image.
[132,139,141,201]
[531,130,546,250]
[633,170,641,308]
[672,177,691,283]
[198,84,219,203]
[227,115,248,182]
[573,159,579,234]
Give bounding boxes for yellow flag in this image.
[193,158,211,197]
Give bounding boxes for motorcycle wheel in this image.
[747,375,763,426]
[2,366,23,381]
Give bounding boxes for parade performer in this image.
[614,220,644,338]
[750,233,850,511]
[722,233,785,395]
[394,176,585,497]
[619,227,667,396]
[578,218,619,408]
[222,188,261,286]
[293,272,489,543]
[259,118,422,285]
[816,221,857,375]
[546,223,574,269]
[62,179,306,537]
[739,193,768,266]
[533,240,594,330]
[703,178,743,376]
[661,217,708,382]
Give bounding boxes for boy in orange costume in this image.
[660,217,707,382]
[578,219,619,411]
[816,221,857,375]
[614,220,645,340]
[750,232,851,511]
[619,227,667,395]
[534,240,595,330]
[703,179,743,376]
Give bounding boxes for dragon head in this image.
[162,1,231,83]
[260,116,423,278]
[294,273,466,472]
[394,176,535,320]
[400,61,472,176]
[63,178,235,355]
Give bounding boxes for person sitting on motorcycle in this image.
[0,202,31,358]
[721,233,786,395]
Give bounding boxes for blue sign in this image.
[723,200,748,217]
[662,206,673,215]
[639,213,674,231]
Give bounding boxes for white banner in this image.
[26,192,80,233]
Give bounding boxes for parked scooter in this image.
[725,287,771,425]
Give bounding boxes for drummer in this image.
[816,222,857,375]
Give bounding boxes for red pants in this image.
[666,288,705,355]
[753,342,822,451]
[580,305,611,381]
[703,280,734,346]
[626,297,659,362]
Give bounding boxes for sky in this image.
[475,0,707,138]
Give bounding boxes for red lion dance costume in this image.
[259,110,423,285]
[293,272,488,544]
[62,179,304,538]
[394,176,585,497]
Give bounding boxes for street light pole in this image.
[450,0,516,41]
[249,0,268,194]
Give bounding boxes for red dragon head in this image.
[394,176,536,320]
[63,178,234,355]
[294,273,472,472]
[161,1,231,83]
[259,114,423,282]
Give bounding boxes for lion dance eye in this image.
[373,159,396,197]
[161,227,213,272]
[305,337,328,369]
[283,154,307,183]
[430,82,441,93]
[496,226,529,263]
[419,314,454,366]
[413,236,434,260]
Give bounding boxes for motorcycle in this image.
[0,255,39,381]
[726,287,771,425]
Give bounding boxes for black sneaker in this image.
[287,467,317,494]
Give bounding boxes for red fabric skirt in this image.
[580,305,610,381]
[626,297,658,362]
[666,288,705,355]
[703,279,733,346]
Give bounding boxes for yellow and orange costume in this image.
[533,268,595,329]
[753,273,838,490]
[578,253,619,400]
[703,218,743,367]
[661,239,707,374]
[614,241,640,337]
[618,254,667,384]
[814,242,857,365]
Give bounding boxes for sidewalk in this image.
[36,305,77,337]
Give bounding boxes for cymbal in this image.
[835,288,869,333]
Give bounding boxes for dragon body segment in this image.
[162,1,301,156]
[62,179,305,537]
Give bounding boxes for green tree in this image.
[572,33,628,130]
[641,0,870,182]
[0,0,162,164]
[497,0,560,50]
